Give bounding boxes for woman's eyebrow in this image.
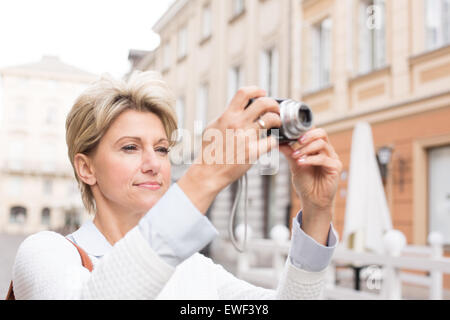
[114,136,141,145]
[115,136,169,145]
[156,138,169,144]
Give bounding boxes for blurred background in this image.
[1,0,450,300]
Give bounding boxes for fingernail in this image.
[300,135,307,144]
[298,156,307,163]
[292,150,302,158]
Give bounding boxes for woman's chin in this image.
[129,189,166,212]
[134,197,161,212]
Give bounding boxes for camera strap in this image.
[228,173,248,252]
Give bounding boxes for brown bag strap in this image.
[5,237,93,300]
[66,239,94,272]
[6,282,15,300]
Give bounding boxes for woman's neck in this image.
[92,200,145,246]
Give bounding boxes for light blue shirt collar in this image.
[68,220,112,258]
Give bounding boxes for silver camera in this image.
[247,98,314,144]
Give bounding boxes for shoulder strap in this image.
[5,237,93,300]
[6,282,15,300]
[66,239,94,272]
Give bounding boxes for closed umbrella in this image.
[342,121,393,254]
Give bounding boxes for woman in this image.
[11,71,342,299]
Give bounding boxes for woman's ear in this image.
[74,153,97,186]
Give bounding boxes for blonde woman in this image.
[11,71,341,299]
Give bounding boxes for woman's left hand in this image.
[279,127,342,245]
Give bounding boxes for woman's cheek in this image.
[162,161,172,188]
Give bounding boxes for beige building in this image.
[294,0,450,287]
[0,56,98,235]
[130,0,450,273]
[294,0,450,243]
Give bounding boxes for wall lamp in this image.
[376,146,393,180]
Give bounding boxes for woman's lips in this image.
[135,182,161,190]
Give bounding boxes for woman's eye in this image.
[155,147,170,155]
[122,145,138,152]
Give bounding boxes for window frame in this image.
[311,17,332,91]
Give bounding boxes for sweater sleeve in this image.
[12,227,175,299]
[200,253,328,300]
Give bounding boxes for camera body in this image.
[247,98,314,144]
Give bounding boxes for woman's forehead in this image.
[106,109,168,141]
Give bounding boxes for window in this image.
[43,179,53,195]
[425,0,450,50]
[177,26,188,60]
[41,207,51,225]
[232,0,245,17]
[358,0,386,74]
[41,143,56,173]
[175,97,185,130]
[68,181,78,196]
[428,145,450,245]
[311,18,332,90]
[45,106,58,125]
[18,77,30,88]
[9,206,27,224]
[11,99,27,124]
[8,140,25,171]
[202,4,212,40]
[9,177,23,197]
[196,83,209,133]
[259,48,279,97]
[163,42,171,70]
[228,65,243,103]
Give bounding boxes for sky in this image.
[0,0,174,78]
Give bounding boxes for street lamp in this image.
[377,146,393,179]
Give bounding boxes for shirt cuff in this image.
[138,183,219,267]
[289,210,339,272]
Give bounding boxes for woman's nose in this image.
[141,149,161,174]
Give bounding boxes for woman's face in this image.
[89,109,172,215]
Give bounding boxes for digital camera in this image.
[247,98,314,144]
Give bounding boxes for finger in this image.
[298,128,329,145]
[228,86,267,111]
[250,112,282,132]
[279,144,294,158]
[244,97,280,121]
[249,135,278,159]
[291,138,334,159]
[295,128,339,159]
[279,144,300,168]
[296,153,343,172]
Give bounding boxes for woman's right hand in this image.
[178,86,282,214]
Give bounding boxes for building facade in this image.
[130,0,450,272]
[0,56,98,235]
[294,0,450,247]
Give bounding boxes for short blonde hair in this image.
[66,71,178,214]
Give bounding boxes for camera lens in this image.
[245,98,313,143]
[278,99,313,141]
[298,109,307,123]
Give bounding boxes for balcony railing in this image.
[233,225,450,300]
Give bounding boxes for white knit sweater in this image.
[12,226,328,300]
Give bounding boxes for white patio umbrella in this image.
[342,121,393,254]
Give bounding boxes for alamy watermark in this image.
[169,121,281,176]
